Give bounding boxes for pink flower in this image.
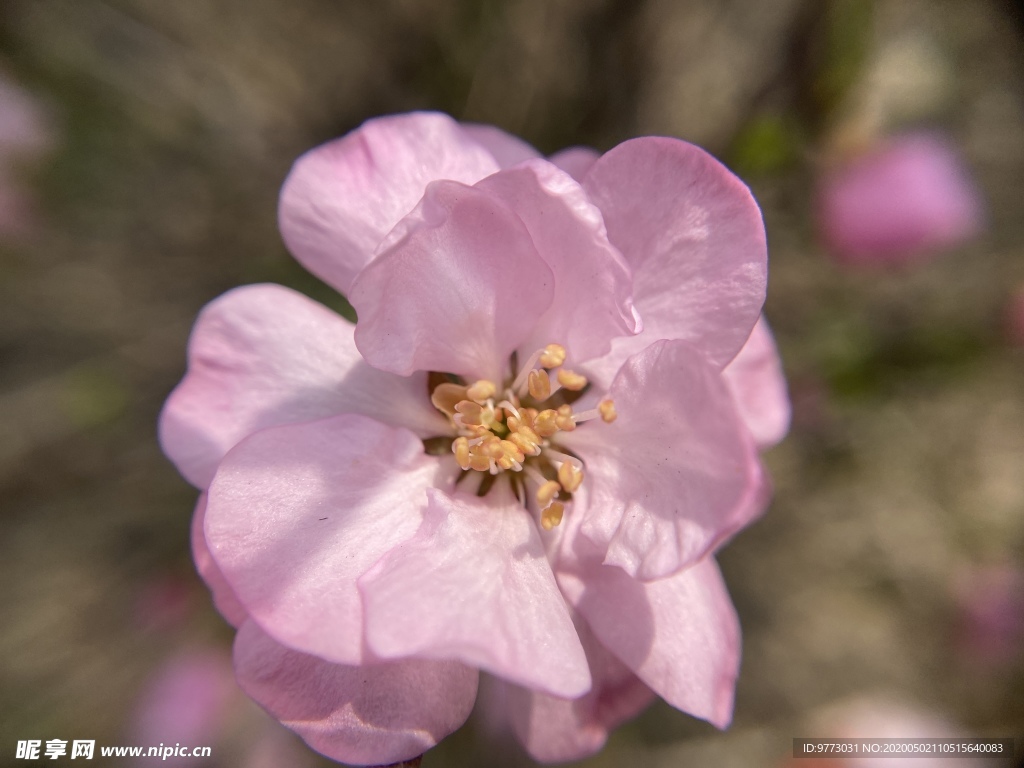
[160,112,789,765]
[130,649,321,768]
[129,651,235,766]
[953,563,1024,668]
[818,133,983,266]
[789,696,987,768]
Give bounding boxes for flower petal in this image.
[205,414,443,665]
[359,485,591,698]
[582,136,767,370]
[476,159,638,363]
[278,112,500,294]
[498,614,654,762]
[722,315,791,448]
[159,283,447,489]
[562,339,763,580]
[350,180,555,380]
[190,494,247,628]
[234,620,478,767]
[559,557,740,729]
[460,122,542,168]
[548,146,600,181]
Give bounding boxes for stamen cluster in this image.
[429,343,615,529]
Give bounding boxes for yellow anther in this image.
[506,415,521,432]
[499,440,526,464]
[497,455,515,470]
[538,343,566,369]
[556,369,588,391]
[541,502,565,530]
[520,408,538,429]
[454,400,484,425]
[533,409,560,437]
[557,462,584,493]
[466,379,497,402]
[453,437,471,470]
[431,383,468,417]
[480,436,504,460]
[508,431,540,456]
[462,423,491,438]
[459,401,495,427]
[598,399,617,423]
[469,454,492,472]
[536,480,562,506]
[555,404,576,432]
[516,424,541,445]
[507,432,530,453]
[527,369,551,401]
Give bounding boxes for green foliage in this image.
[60,364,129,429]
[729,113,801,176]
[813,0,876,116]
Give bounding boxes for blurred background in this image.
[1,0,1022,766]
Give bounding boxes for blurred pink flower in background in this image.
[953,563,1024,669]
[783,696,987,768]
[161,112,789,765]
[129,649,318,768]
[0,69,52,238]
[128,651,235,766]
[818,133,983,266]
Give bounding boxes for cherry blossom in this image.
[818,133,983,266]
[161,112,788,765]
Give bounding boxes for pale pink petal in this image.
[548,146,600,181]
[562,339,763,580]
[819,133,983,265]
[359,486,591,698]
[476,160,638,363]
[190,494,247,628]
[559,557,740,729]
[722,315,791,448]
[350,180,554,381]
[582,137,767,370]
[234,620,478,767]
[159,283,447,489]
[460,122,542,168]
[205,414,443,665]
[278,112,500,294]
[499,614,654,762]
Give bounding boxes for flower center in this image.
[428,343,615,530]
